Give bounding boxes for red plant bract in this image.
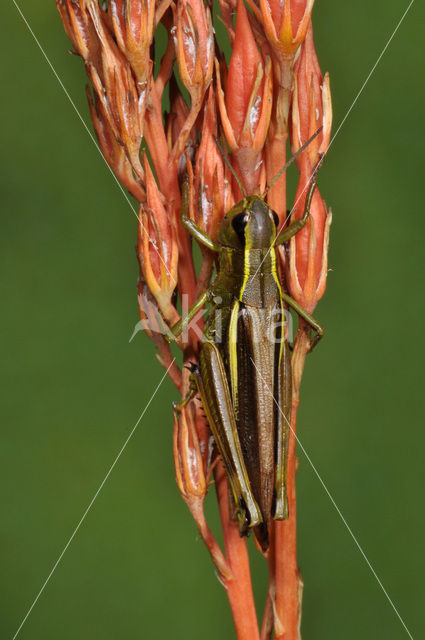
[56,1,332,637]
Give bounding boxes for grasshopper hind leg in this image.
[273,329,292,521]
[195,341,263,534]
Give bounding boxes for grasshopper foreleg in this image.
[181,176,220,252]
[275,153,325,246]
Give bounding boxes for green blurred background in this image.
[1,1,424,638]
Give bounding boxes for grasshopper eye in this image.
[232,213,249,244]
[272,211,279,227]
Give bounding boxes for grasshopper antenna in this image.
[212,134,246,198]
[262,126,323,197]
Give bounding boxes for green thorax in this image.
[214,196,282,308]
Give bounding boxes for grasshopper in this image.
[168,149,324,551]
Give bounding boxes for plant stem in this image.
[215,462,260,640]
[273,325,310,639]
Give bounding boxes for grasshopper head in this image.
[218,196,279,250]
